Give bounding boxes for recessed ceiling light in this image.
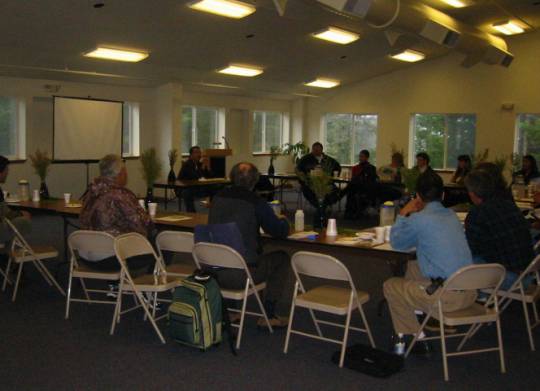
[188,0,256,19]
[493,21,525,35]
[441,0,467,8]
[313,27,360,45]
[304,78,340,88]
[84,47,149,62]
[391,49,425,62]
[218,64,263,77]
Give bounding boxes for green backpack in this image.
[168,274,223,350]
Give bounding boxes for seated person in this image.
[475,162,512,200]
[296,142,341,208]
[384,172,475,355]
[450,155,471,185]
[443,154,472,207]
[177,146,216,212]
[343,150,378,218]
[208,162,290,327]
[412,152,434,175]
[514,155,540,185]
[464,169,534,290]
[378,151,405,183]
[79,154,154,273]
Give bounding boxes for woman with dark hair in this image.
[451,155,472,185]
[515,155,540,185]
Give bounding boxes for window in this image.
[122,102,140,157]
[0,96,25,159]
[323,113,378,165]
[515,114,540,162]
[411,113,476,169]
[181,106,224,154]
[252,111,289,153]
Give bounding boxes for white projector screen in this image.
[53,97,123,161]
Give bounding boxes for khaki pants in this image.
[383,261,477,335]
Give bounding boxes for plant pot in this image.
[39,181,50,199]
[167,168,176,183]
[145,187,154,208]
[268,160,275,176]
[313,200,327,229]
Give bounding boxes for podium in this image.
[204,148,232,178]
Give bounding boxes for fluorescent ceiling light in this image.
[313,26,360,45]
[218,64,263,77]
[391,49,425,62]
[84,47,148,62]
[188,0,256,19]
[441,0,467,8]
[493,21,525,35]
[304,78,340,88]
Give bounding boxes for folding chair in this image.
[192,242,273,349]
[0,242,11,287]
[155,231,196,278]
[405,264,506,381]
[1,217,65,301]
[112,233,183,344]
[65,230,120,320]
[283,251,375,368]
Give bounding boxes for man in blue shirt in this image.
[383,172,476,354]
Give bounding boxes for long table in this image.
[153,178,231,210]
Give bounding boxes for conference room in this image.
[2,0,540,389]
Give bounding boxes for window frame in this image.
[0,96,26,160]
[514,113,540,157]
[181,105,224,156]
[252,110,287,154]
[122,102,140,158]
[409,112,476,170]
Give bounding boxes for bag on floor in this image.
[168,272,223,350]
[332,344,404,378]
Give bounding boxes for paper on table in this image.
[288,231,318,239]
[456,212,468,222]
[155,215,193,222]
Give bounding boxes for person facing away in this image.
[464,169,534,290]
[208,162,291,327]
[383,171,475,355]
[451,154,472,185]
[177,146,216,212]
[515,154,540,185]
[79,154,154,272]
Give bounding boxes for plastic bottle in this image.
[379,201,395,226]
[295,209,305,232]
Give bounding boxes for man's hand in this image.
[399,197,423,217]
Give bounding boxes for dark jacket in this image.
[178,159,212,180]
[514,169,540,186]
[297,153,341,176]
[351,162,378,184]
[208,186,289,265]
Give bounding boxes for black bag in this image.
[332,344,404,378]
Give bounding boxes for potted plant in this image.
[29,149,52,199]
[140,148,162,206]
[297,167,333,229]
[283,141,309,165]
[167,149,178,183]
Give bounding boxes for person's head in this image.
[415,171,444,204]
[457,155,472,171]
[230,162,260,191]
[0,155,9,184]
[189,146,202,161]
[464,169,497,205]
[522,155,538,173]
[311,142,323,157]
[359,149,370,164]
[475,161,508,195]
[416,152,430,168]
[99,154,127,187]
[391,152,404,168]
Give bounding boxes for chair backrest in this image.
[192,242,247,270]
[114,233,160,272]
[4,217,32,254]
[156,231,194,254]
[194,223,247,260]
[68,230,116,260]
[443,264,506,292]
[508,254,540,291]
[291,251,353,282]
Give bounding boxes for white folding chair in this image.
[112,233,183,344]
[155,231,196,278]
[1,218,65,301]
[192,242,273,349]
[405,264,506,381]
[283,251,375,368]
[65,230,121,320]
[0,242,11,286]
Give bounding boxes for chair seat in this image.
[11,245,58,263]
[166,263,196,277]
[72,264,121,280]
[123,274,183,292]
[484,285,540,304]
[435,303,498,326]
[221,282,266,300]
[295,285,370,315]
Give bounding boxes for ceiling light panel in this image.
[313,27,360,45]
[391,49,425,62]
[218,64,263,77]
[188,0,256,19]
[493,21,525,35]
[304,78,340,88]
[441,0,467,8]
[84,47,149,62]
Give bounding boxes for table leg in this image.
[177,189,183,211]
[164,187,169,211]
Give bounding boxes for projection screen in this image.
[53,97,123,161]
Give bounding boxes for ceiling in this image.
[0,0,539,100]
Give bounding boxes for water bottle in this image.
[379,201,395,226]
[295,209,305,232]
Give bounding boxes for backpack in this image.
[331,344,404,378]
[168,272,223,350]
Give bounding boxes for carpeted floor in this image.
[1,212,539,391]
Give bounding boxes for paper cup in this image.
[64,193,72,204]
[384,226,392,242]
[326,218,338,236]
[148,202,157,217]
[32,190,40,202]
[374,226,385,243]
[138,199,146,210]
[2,190,8,200]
